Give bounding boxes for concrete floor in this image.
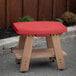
[0,35,76,76]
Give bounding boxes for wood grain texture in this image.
[69,0,76,13]
[23,0,38,20]
[38,0,53,20]
[0,0,5,27]
[7,0,22,25]
[53,0,67,18]
[0,0,73,27]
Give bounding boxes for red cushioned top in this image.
[13,21,67,36]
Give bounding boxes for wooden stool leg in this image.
[16,35,26,64]
[51,35,65,70]
[18,35,26,49]
[46,37,55,61]
[20,36,34,72]
[46,37,54,48]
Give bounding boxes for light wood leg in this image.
[20,36,34,72]
[51,35,65,69]
[18,35,26,49]
[46,36,54,48]
[46,37,55,61]
[16,35,26,64]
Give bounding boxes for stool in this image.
[13,21,67,72]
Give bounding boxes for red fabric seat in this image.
[13,21,67,36]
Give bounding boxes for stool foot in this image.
[49,57,56,62]
[20,71,28,73]
[57,68,64,71]
[59,69,64,71]
[16,59,21,64]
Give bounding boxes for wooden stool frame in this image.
[13,34,67,72]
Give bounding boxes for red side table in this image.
[13,21,67,72]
